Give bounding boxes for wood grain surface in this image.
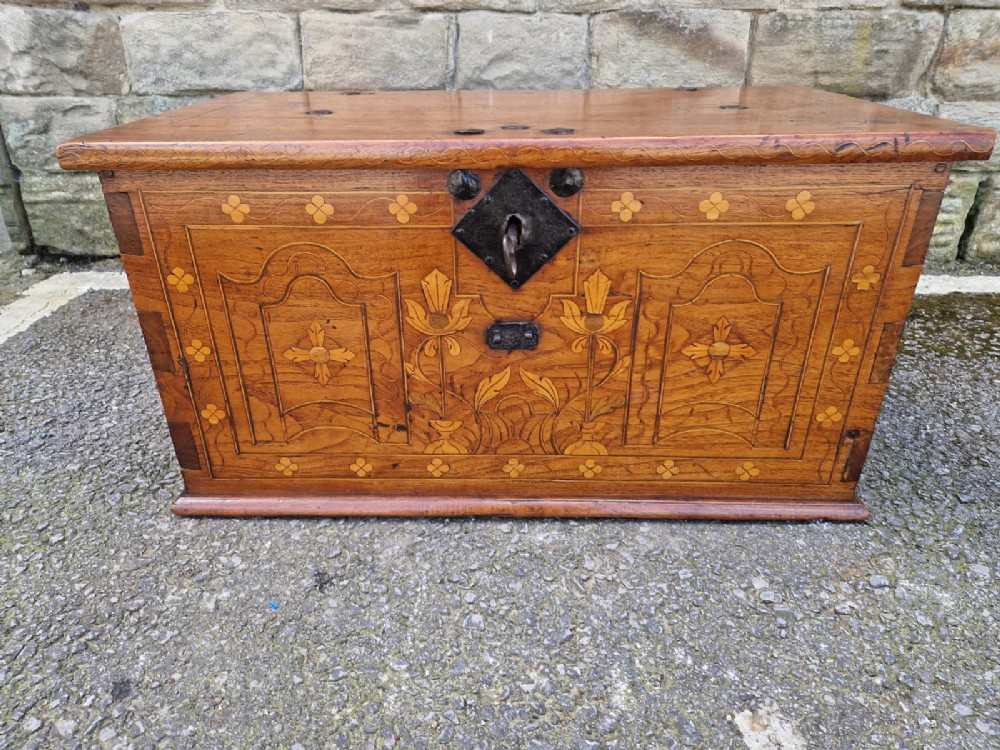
[58,87,994,171]
[93,155,956,520]
[72,88,993,519]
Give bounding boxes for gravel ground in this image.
[1,290,998,750]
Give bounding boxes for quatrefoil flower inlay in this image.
[275,457,299,476]
[306,195,335,224]
[681,317,756,384]
[852,265,881,291]
[832,339,861,363]
[786,191,816,220]
[502,458,525,478]
[816,406,844,427]
[578,459,603,479]
[736,461,760,481]
[166,267,194,293]
[389,195,418,224]
[426,457,450,477]
[184,339,211,363]
[221,195,250,223]
[350,458,373,477]
[699,191,730,220]
[656,460,680,480]
[611,192,641,222]
[283,321,355,385]
[200,403,225,425]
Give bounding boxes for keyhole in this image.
[502,214,523,281]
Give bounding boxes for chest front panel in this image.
[117,163,932,516]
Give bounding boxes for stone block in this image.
[750,11,944,98]
[0,96,116,173]
[935,11,1000,101]
[0,185,31,254]
[116,95,215,125]
[227,0,382,8]
[591,10,751,89]
[543,0,774,10]
[407,0,534,10]
[0,130,14,187]
[302,13,450,90]
[903,0,1000,8]
[20,173,117,257]
[939,102,1000,171]
[0,132,30,254]
[928,173,980,262]
[120,11,301,95]
[0,6,127,96]
[538,0,631,9]
[19,0,212,4]
[541,0,896,10]
[456,12,587,89]
[965,179,1000,262]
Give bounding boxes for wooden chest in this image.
[57,87,994,520]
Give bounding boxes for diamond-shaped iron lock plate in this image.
[452,169,580,289]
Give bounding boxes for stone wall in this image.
[0,0,997,262]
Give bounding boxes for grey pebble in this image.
[463,614,485,630]
[596,713,618,734]
[23,717,42,733]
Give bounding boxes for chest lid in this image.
[57,86,993,172]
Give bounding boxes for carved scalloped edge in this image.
[57,134,994,171]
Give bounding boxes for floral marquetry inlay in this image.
[350,458,373,477]
[166,267,194,292]
[656,460,680,479]
[852,265,881,291]
[502,458,525,478]
[786,191,816,220]
[736,461,760,481]
[185,339,211,363]
[699,191,730,220]
[611,192,641,222]
[221,195,250,223]
[578,459,603,478]
[389,194,418,224]
[283,321,355,385]
[404,269,473,357]
[682,317,756,384]
[306,195,335,224]
[816,406,844,427]
[832,339,861,363]
[560,269,630,354]
[275,457,298,476]
[426,458,450,477]
[200,403,225,425]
